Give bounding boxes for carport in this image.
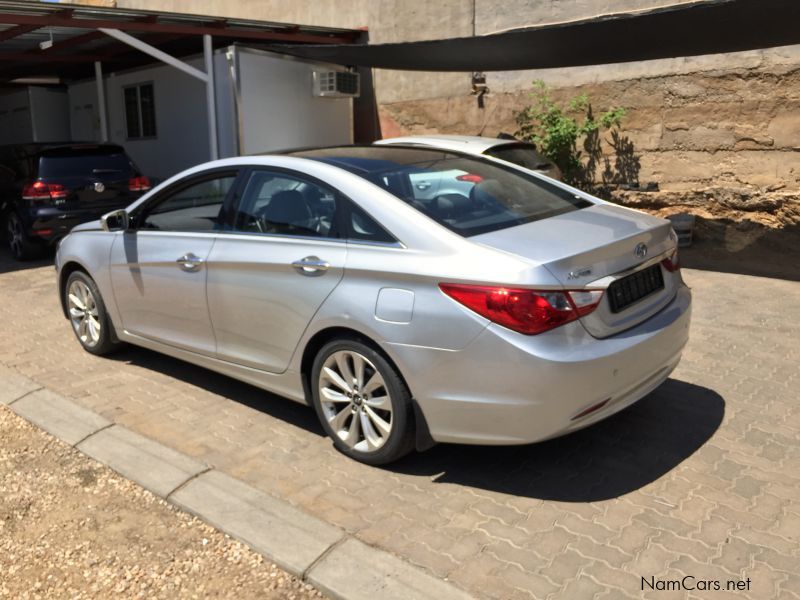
[0,1,364,169]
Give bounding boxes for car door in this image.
[206,168,347,373]
[109,169,238,356]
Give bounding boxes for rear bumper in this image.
[390,284,692,445]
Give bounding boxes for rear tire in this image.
[6,212,39,261]
[311,338,415,465]
[64,271,119,356]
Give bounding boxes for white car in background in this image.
[375,135,562,181]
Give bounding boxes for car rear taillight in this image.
[439,284,604,335]
[455,173,483,183]
[22,181,68,202]
[129,176,151,192]
[661,248,680,272]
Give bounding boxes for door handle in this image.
[176,252,204,272]
[415,180,432,190]
[291,256,330,275]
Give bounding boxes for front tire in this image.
[64,271,119,356]
[311,338,415,465]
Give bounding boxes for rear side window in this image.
[38,149,135,179]
[343,200,396,244]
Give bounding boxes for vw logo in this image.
[634,243,648,259]
[94,181,105,193]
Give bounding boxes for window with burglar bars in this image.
[124,83,156,139]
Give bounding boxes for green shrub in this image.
[514,80,626,186]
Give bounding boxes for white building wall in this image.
[235,49,353,155]
[67,82,99,142]
[66,50,353,181]
[106,57,210,182]
[0,90,33,145]
[28,87,70,142]
[68,58,209,182]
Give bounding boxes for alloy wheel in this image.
[7,214,23,258]
[67,280,102,348]
[318,350,393,452]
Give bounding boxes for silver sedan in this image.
[55,145,691,465]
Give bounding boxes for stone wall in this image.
[381,61,800,192]
[65,0,800,191]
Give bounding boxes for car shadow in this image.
[387,378,724,502]
[107,344,724,501]
[0,247,53,274]
[109,344,326,437]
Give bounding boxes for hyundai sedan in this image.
[55,145,691,465]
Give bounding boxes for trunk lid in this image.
[471,203,679,337]
[37,146,140,212]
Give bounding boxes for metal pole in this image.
[99,28,208,81]
[203,34,218,160]
[94,61,108,142]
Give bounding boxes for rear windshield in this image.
[483,143,553,171]
[290,146,590,237]
[38,147,136,179]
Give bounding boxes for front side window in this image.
[292,147,591,237]
[140,175,235,232]
[124,83,156,139]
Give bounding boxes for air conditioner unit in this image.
[312,70,360,98]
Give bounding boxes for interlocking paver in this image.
[1,252,798,599]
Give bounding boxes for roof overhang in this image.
[0,0,362,86]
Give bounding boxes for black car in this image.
[0,143,150,260]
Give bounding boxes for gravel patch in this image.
[0,405,327,600]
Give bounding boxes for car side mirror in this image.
[101,209,129,232]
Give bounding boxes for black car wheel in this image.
[64,271,119,356]
[6,212,38,261]
[311,338,415,465]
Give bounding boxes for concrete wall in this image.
[63,0,800,190]
[102,0,800,101]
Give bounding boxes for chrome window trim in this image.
[212,229,406,249]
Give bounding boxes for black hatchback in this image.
[0,143,150,260]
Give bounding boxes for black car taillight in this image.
[22,181,68,203]
[128,176,151,192]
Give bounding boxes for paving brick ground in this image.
[0,251,798,599]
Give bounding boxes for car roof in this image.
[0,142,124,158]
[285,144,487,174]
[374,135,525,154]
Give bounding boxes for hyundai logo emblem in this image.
[94,181,105,193]
[634,243,648,259]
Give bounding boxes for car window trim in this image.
[212,229,405,249]
[130,167,240,232]
[228,165,402,247]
